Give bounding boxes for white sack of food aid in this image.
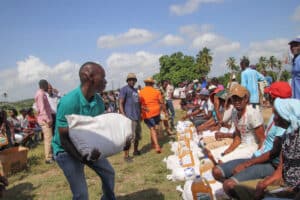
[182,180,193,200]
[165,155,180,170]
[66,113,132,160]
[170,141,179,154]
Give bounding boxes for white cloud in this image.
[179,24,214,38]
[247,38,290,62]
[170,0,223,16]
[186,31,241,76]
[106,51,162,89]
[214,42,240,53]
[191,32,240,54]
[0,53,163,101]
[192,33,220,49]
[159,34,185,46]
[0,56,80,101]
[291,5,300,21]
[97,28,156,48]
[17,56,51,83]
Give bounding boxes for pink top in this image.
[34,89,52,124]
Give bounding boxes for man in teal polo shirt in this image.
[52,62,115,200]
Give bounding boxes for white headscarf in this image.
[274,98,300,132]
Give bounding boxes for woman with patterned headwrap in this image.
[235,98,300,200]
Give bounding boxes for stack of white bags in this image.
[163,121,225,200]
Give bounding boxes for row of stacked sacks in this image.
[163,121,231,199]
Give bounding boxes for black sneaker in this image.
[133,151,141,156]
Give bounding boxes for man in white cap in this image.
[119,73,142,162]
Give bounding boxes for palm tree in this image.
[195,47,212,76]
[226,57,239,72]
[1,92,8,106]
[268,56,277,69]
[256,56,267,72]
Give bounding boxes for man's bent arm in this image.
[59,127,84,162]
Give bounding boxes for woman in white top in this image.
[210,84,265,163]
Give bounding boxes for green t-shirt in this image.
[51,86,105,155]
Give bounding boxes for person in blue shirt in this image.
[289,37,300,99]
[119,73,142,161]
[240,58,265,108]
[52,62,116,200]
[201,76,207,89]
[262,70,273,87]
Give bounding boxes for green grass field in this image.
[2,107,272,200]
[3,110,187,200]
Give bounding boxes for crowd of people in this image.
[0,37,299,199]
[175,38,300,200]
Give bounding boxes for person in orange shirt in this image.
[139,77,168,153]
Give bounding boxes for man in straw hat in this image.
[139,77,168,153]
[119,73,142,162]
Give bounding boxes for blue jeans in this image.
[217,158,275,183]
[55,152,115,200]
[166,100,175,126]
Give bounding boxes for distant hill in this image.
[0,98,34,111]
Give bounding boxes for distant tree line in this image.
[154,47,291,87]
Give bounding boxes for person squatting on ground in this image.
[212,81,292,198]
[51,62,116,200]
[119,73,142,161]
[181,88,210,127]
[34,79,53,164]
[208,84,265,164]
[234,98,300,200]
[7,108,34,146]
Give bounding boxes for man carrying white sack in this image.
[51,62,115,200]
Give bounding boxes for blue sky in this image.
[0,0,299,101]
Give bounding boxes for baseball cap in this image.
[264,81,292,98]
[229,84,249,98]
[288,38,300,45]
